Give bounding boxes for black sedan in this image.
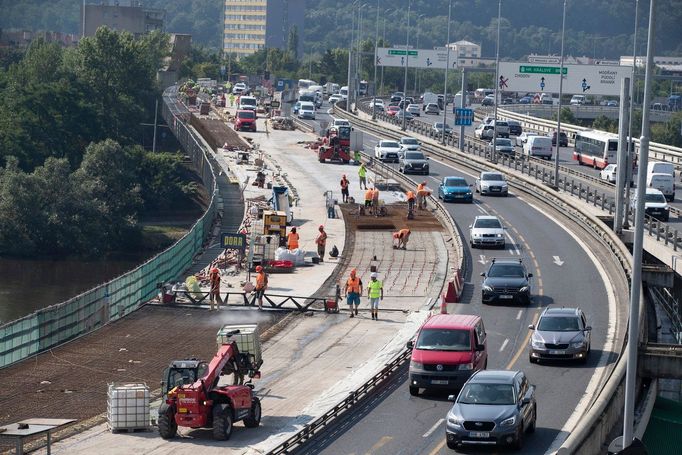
[481,258,533,305]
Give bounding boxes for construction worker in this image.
[345,268,363,318]
[358,163,368,190]
[406,190,416,213]
[354,150,362,164]
[315,225,328,262]
[287,227,299,251]
[229,93,235,107]
[364,188,374,213]
[340,174,350,203]
[372,187,380,216]
[416,181,430,210]
[367,272,384,320]
[209,267,222,311]
[254,265,268,310]
[397,228,411,250]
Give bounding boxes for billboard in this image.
[376,47,456,69]
[497,63,633,96]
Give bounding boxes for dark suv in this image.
[481,259,532,305]
[552,131,568,147]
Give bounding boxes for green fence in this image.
[0,86,219,368]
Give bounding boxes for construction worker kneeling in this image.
[392,228,411,250]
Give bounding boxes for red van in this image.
[234,109,257,132]
[407,314,488,396]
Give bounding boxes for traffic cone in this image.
[444,280,458,303]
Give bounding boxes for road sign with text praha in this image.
[498,62,632,96]
[377,48,455,69]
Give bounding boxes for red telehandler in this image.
[318,125,352,163]
[158,329,263,440]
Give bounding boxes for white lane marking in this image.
[505,231,521,255]
[423,418,445,438]
[514,198,618,455]
[553,255,565,266]
[508,248,516,255]
[478,254,487,265]
[499,338,509,352]
[516,309,523,320]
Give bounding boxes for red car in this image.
[234,109,257,132]
[386,105,400,116]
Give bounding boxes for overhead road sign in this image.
[498,62,633,96]
[454,108,474,126]
[376,47,456,69]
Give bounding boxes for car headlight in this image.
[531,338,544,348]
[466,190,472,195]
[482,285,493,292]
[447,414,463,427]
[501,184,508,189]
[519,286,530,293]
[458,362,474,370]
[409,360,423,370]
[500,416,517,427]
[496,233,504,238]
[571,340,586,348]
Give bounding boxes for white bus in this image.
[573,130,633,169]
[298,79,317,91]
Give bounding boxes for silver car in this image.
[475,171,509,196]
[424,103,440,115]
[445,370,537,450]
[529,307,591,363]
[399,151,429,175]
[469,215,505,248]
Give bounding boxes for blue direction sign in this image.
[454,108,474,126]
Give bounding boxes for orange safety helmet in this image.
[256,265,264,272]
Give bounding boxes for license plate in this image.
[469,431,490,438]
[549,350,565,355]
[499,295,513,299]
[431,379,448,385]
[491,187,501,192]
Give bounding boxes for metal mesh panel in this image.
[0,86,219,368]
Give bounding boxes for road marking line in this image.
[423,418,445,438]
[516,309,523,320]
[365,435,393,454]
[504,231,521,255]
[505,313,539,369]
[499,338,509,352]
[428,439,446,455]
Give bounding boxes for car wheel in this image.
[513,425,524,450]
[527,405,537,433]
[529,353,537,364]
[446,439,459,450]
[409,386,419,396]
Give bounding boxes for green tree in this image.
[592,115,617,133]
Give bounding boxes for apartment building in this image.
[81,1,164,38]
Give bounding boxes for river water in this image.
[0,255,147,324]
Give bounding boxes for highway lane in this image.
[294,112,625,454]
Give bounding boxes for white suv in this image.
[374,140,401,162]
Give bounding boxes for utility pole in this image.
[372,0,380,120]
[553,0,567,188]
[442,0,452,145]
[152,99,159,153]
[614,78,630,234]
[624,0,640,229]
[347,3,357,112]
[401,0,411,131]
[491,0,502,161]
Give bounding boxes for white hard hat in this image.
[370,272,378,279]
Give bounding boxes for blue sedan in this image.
[438,176,474,203]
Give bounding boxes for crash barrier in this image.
[337,101,642,454]
[443,269,463,304]
[0,85,221,368]
[292,116,315,133]
[267,349,411,455]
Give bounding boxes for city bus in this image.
[573,130,633,169]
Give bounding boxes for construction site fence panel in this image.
[0,86,219,368]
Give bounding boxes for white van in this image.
[238,96,257,111]
[647,173,675,201]
[339,86,349,100]
[524,136,553,159]
[570,95,586,105]
[647,161,675,179]
[631,188,670,221]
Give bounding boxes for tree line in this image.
[0,28,197,257]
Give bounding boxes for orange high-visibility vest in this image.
[346,277,361,293]
[399,229,411,238]
[287,232,299,249]
[406,190,416,200]
[256,271,267,290]
[365,189,373,201]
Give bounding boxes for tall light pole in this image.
[492,0,502,160]
[553,0,567,188]
[402,0,412,131]
[442,0,452,145]
[347,2,359,112]
[623,0,640,229]
[380,8,392,96]
[623,0,655,448]
[372,0,380,119]
[414,14,425,94]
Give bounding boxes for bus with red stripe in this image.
[573,130,620,169]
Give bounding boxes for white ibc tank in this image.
[216,324,262,365]
[107,383,150,431]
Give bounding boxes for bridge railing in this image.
[0,85,220,368]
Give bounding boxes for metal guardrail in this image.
[501,103,676,123]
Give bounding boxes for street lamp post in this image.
[442,0,452,145]
[553,0,567,188]
[492,0,502,161]
[623,0,640,229]
[372,0,380,120]
[347,3,358,112]
[380,8,392,96]
[414,14,425,95]
[402,0,411,131]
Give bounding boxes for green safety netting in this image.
[642,396,682,454]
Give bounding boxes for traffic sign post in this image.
[376,47,455,69]
[454,108,474,126]
[497,62,633,96]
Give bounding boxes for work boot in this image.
[350,312,354,318]
[355,307,359,315]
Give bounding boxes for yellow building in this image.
[223,0,304,59]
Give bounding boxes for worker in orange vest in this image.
[209,267,222,311]
[397,228,411,249]
[406,190,416,213]
[340,175,350,203]
[364,188,374,213]
[255,265,268,310]
[416,181,430,210]
[372,187,380,216]
[287,227,299,250]
[345,268,363,317]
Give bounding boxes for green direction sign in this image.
[519,65,567,75]
[388,49,418,56]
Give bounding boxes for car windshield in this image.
[238,111,255,119]
[495,139,513,146]
[241,98,256,106]
[537,316,581,332]
[645,192,666,203]
[382,142,399,148]
[405,152,425,160]
[415,329,471,351]
[487,264,525,278]
[402,138,419,145]
[474,218,501,229]
[482,173,504,181]
[458,383,516,405]
[444,178,467,187]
